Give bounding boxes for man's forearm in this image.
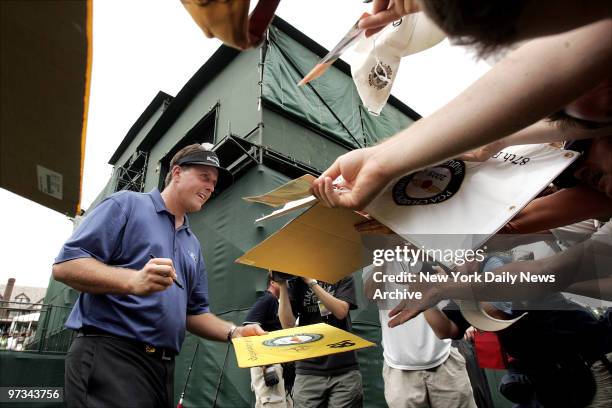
[186,313,233,342]
[310,284,350,319]
[439,260,563,302]
[423,308,459,340]
[442,240,610,302]
[502,185,612,234]
[501,120,612,148]
[372,20,611,179]
[277,284,296,328]
[52,257,133,294]
[485,232,554,251]
[566,277,612,301]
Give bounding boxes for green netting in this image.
[263,26,415,149]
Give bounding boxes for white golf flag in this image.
[365,144,579,261]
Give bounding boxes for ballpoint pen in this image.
[298,12,370,86]
[149,254,184,289]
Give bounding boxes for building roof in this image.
[0,284,47,304]
[109,16,420,165]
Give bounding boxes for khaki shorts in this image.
[292,369,362,408]
[383,347,477,408]
[251,364,293,408]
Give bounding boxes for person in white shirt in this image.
[364,260,476,408]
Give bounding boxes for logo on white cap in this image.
[207,155,220,166]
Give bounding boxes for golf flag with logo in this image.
[366,144,579,259]
[232,323,375,368]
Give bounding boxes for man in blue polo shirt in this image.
[53,143,264,408]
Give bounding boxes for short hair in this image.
[164,144,209,187]
[419,0,528,58]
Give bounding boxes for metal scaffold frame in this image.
[115,150,149,192]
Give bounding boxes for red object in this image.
[473,331,508,370]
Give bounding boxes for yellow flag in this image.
[233,323,375,368]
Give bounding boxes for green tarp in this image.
[264,26,414,149]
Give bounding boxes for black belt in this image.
[77,326,176,361]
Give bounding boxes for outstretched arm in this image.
[313,20,612,209]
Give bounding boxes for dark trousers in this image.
[65,335,175,408]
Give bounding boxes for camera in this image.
[263,366,280,387]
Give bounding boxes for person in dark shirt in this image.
[436,300,612,408]
[277,275,362,408]
[424,256,612,407]
[244,274,293,407]
[245,276,283,332]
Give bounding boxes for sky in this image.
[0,0,490,288]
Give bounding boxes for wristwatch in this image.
[307,279,318,289]
[227,325,238,342]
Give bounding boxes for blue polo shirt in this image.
[55,189,210,353]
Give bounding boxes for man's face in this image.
[175,164,218,213]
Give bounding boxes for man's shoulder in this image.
[253,292,278,312]
[97,190,152,211]
[107,190,148,204]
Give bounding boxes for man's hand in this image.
[301,277,316,286]
[277,279,297,328]
[359,0,421,37]
[464,326,477,343]
[311,147,392,210]
[128,258,176,296]
[387,284,442,327]
[234,324,267,338]
[388,268,447,327]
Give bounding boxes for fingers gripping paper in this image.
[232,323,375,368]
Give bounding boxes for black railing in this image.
[0,301,74,353]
